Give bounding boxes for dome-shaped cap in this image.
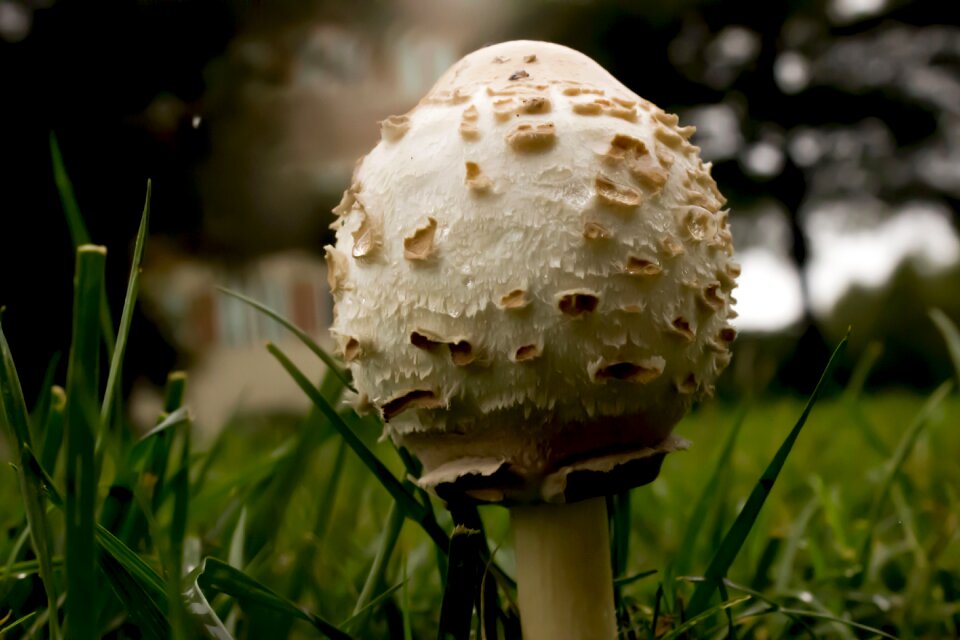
[328,40,738,504]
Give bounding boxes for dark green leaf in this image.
[188,557,351,639]
[64,245,106,639]
[49,133,115,359]
[1,318,62,640]
[267,342,450,551]
[40,386,67,475]
[100,180,151,430]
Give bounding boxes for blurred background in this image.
[2,0,959,432]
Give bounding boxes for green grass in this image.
[2,163,960,638]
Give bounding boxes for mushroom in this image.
[327,40,738,639]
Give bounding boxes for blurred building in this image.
[138,247,331,432]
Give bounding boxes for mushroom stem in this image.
[511,497,617,640]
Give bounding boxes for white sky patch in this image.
[732,247,805,332]
[805,201,960,316]
[828,0,886,23]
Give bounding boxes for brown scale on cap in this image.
[557,291,600,316]
[572,101,603,116]
[324,246,350,295]
[492,98,516,122]
[493,96,553,122]
[698,282,725,312]
[674,373,698,395]
[343,337,362,362]
[669,316,696,342]
[403,217,438,261]
[498,288,530,310]
[520,96,551,114]
[717,262,740,291]
[509,70,530,81]
[679,207,718,243]
[625,256,662,277]
[332,187,358,218]
[465,161,492,192]
[653,111,679,127]
[380,115,411,142]
[506,122,557,152]
[562,85,604,96]
[582,220,610,240]
[351,208,382,259]
[381,389,445,421]
[572,98,637,122]
[449,340,476,366]
[410,329,444,350]
[459,105,481,141]
[683,189,722,213]
[420,88,471,106]
[603,135,671,195]
[411,330,478,367]
[718,326,738,344]
[513,344,542,362]
[654,125,684,149]
[661,236,685,258]
[592,360,664,384]
[523,54,537,63]
[595,175,642,208]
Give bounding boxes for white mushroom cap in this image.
[328,40,738,504]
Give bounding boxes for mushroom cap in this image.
[328,40,738,504]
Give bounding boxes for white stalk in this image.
[510,496,616,640]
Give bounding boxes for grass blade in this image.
[610,490,631,620]
[95,525,170,640]
[0,526,31,600]
[95,525,166,601]
[219,287,354,391]
[40,386,67,475]
[686,334,849,617]
[49,134,115,359]
[931,308,960,385]
[267,342,450,552]
[29,353,61,447]
[660,595,751,640]
[674,406,747,579]
[1,610,40,635]
[64,245,107,639]
[353,501,405,618]
[287,438,348,604]
[188,556,352,639]
[855,379,952,584]
[0,318,62,640]
[149,372,188,511]
[100,179,151,430]
[613,569,657,588]
[164,411,192,639]
[245,369,340,559]
[342,582,406,630]
[49,133,91,247]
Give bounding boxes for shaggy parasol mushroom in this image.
[328,40,738,639]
